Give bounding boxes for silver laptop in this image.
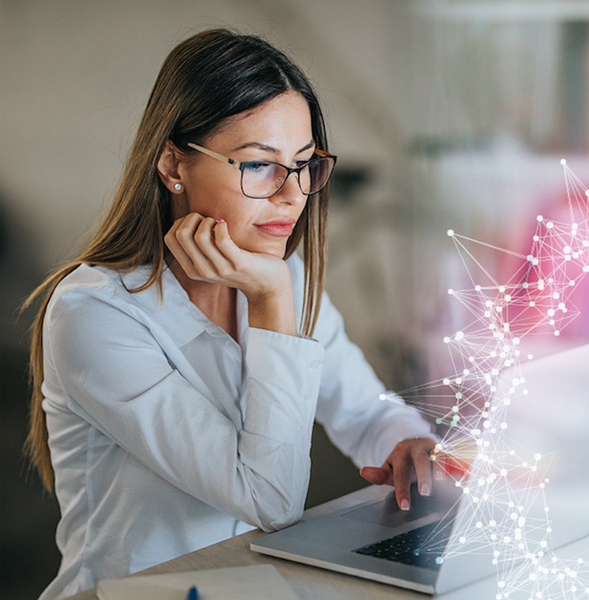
[251,344,589,595]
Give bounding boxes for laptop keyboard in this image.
[353,522,446,571]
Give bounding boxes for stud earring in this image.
[174,183,182,191]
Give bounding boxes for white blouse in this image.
[39,253,434,599]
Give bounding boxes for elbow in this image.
[260,500,304,532]
[240,460,309,532]
[234,439,311,531]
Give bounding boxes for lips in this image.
[254,219,296,237]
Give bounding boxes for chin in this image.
[241,238,288,258]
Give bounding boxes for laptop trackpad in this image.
[340,490,443,528]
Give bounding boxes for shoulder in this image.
[45,264,203,348]
[49,264,119,310]
[45,264,154,328]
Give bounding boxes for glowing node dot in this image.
[448,288,454,295]
[537,215,544,222]
[554,330,560,336]
[443,336,450,344]
[475,285,481,291]
[443,378,450,385]
[455,331,464,341]
[447,229,455,237]
[583,265,589,272]
[547,222,554,229]
[560,158,567,165]
[533,235,539,241]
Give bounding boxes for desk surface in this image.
[61,483,589,600]
[64,485,430,600]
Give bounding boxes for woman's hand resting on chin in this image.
[164,213,298,336]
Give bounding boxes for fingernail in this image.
[400,499,410,511]
[420,483,431,496]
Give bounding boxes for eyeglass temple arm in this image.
[186,143,242,169]
[314,148,335,159]
[187,142,335,166]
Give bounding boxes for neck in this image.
[168,259,238,340]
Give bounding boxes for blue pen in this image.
[185,585,199,600]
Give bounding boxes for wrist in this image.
[246,274,297,337]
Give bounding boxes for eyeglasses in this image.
[186,142,337,200]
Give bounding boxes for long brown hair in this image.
[23,29,330,491]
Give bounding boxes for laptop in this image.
[251,344,589,595]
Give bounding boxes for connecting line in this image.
[398,162,589,599]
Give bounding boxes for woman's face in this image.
[177,91,314,258]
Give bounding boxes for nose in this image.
[271,171,305,205]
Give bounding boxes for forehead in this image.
[207,91,313,150]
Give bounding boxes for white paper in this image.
[97,564,300,600]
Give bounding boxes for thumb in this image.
[360,466,389,485]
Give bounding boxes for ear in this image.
[157,140,184,194]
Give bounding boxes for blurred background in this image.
[1,1,588,598]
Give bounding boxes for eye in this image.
[243,161,272,173]
[295,157,313,168]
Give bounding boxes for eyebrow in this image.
[232,140,316,155]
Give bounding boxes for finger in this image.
[437,453,472,479]
[392,451,413,511]
[193,217,235,275]
[359,466,390,486]
[412,445,433,497]
[172,214,218,280]
[212,220,244,268]
[165,217,202,277]
[428,446,448,481]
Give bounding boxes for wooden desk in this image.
[64,485,428,600]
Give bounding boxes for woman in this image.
[25,29,441,599]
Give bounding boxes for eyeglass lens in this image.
[241,157,334,198]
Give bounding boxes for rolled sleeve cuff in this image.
[244,328,324,446]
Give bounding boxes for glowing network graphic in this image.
[381,160,589,598]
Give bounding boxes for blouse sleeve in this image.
[313,291,436,469]
[43,284,324,532]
